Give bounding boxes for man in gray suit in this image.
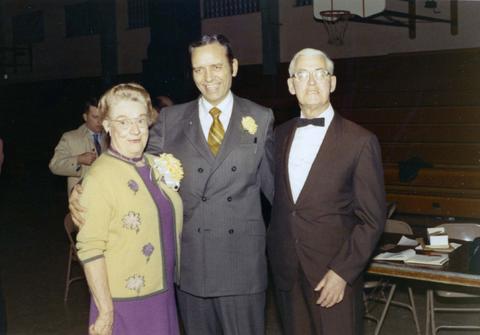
[148,34,274,335]
[71,34,274,335]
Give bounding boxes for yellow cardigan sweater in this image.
[76,153,183,300]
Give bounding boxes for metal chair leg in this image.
[425,290,431,335]
[363,291,379,323]
[373,284,397,335]
[64,247,73,302]
[428,290,436,335]
[407,287,421,335]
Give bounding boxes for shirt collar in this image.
[199,91,234,113]
[86,127,102,138]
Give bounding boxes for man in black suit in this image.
[268,48,386,335]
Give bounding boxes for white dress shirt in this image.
[198,91,234,140]
[288,104,335,203]
[87,129,103,142]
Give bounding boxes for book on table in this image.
[374,248,449,266]
[417,242,462,253]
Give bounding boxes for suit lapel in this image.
[296,114,342,205]
[283,118,298,206]
[80,124,94,152]
[182,101,215,165]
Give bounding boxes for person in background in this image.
[152,95,174,121]
[0,138,3,174]
[76,83,183,335]
[154,95,174,110]
[0,137,5,335]
[267,48,386,335]
[49,98,108,193]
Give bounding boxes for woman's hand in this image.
[84,259,114,335]
[89,311,113,335]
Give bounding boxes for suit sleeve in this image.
[328,135,386,284]
[259,109,275,204]
[49,133,82,177]
[146,109,165,155]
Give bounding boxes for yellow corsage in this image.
[241,116,258,135]
[151,153,184,191]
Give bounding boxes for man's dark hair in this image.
[84,97,98,114]
[189,34,235,66]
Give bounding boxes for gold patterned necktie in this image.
[207,107,225,156]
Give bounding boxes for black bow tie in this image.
[296,117,325,128]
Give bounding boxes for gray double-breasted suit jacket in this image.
[147,95,274,297]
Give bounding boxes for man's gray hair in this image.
[288,48,334,76]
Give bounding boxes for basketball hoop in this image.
[319,10,352,46]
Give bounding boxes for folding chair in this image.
[386,201,397,219]
[425,223,480,335]
[364,219,421,335]
[63,213,84,302]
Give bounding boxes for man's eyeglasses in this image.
[292,69,331,82]
[109,116,149,131]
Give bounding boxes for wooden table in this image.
[367,233,480,335]
[368,233,480,288]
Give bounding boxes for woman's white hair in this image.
[288,48,334,76]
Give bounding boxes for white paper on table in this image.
[374,249,416,261]
[404,253,449,266]
[397,235,419,246]
[416,242,462,251]
[451,242,462,249]
[427,227,446,235]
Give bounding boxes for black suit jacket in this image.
[267,113,386,291]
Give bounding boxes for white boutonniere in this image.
[241,116,258,135]
[151,153,184,191]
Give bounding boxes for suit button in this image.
[227,196,232,202]
[228,229,234,234]
[231,166,237,171]
[202,196,207,201]
[197,228,201,233]
[198,168,203,173]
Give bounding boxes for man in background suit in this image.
[267,48,386,335]
[49,98,108,193]
[0,138,3,174]
[147,34,274,335]
[0,137,5,335]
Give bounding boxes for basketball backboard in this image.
[313,0,386,19]
[313,0,458,40]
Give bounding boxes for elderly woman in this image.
[76,83,183,335]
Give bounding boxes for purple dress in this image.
[89,164,179,335]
